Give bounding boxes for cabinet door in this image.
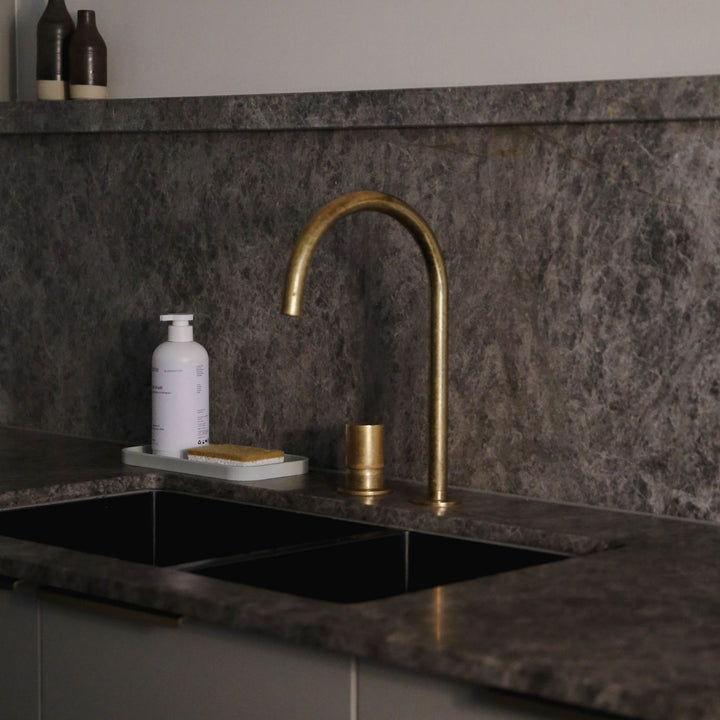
[357,660,607,720]
[0,581,39,720]
[41,596,352,720]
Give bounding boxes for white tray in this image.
[121,445,309,482]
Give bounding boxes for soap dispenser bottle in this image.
[152,314,209,457]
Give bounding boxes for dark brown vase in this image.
[69,10,108,99]
[36,0,74,100]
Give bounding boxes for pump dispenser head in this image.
[160,314,194,342]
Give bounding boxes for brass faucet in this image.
[282,191,455,508]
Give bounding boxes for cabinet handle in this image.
[39,587,184,628]
[0,574,21,591]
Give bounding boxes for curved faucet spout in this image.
[282,190,454,508]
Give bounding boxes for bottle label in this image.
[152,363,209,456]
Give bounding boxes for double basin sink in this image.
[0,491,567,603]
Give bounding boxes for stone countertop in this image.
[1,427,718,720]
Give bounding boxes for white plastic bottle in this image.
[151,314,210,457]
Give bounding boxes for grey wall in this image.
[3,96,720,522]
[11,0,720,99]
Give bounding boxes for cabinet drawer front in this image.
[41,600,352,720]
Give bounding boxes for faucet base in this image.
[412,496,458,509]
[338,486,391,497]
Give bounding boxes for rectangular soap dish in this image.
[122,445,309,482]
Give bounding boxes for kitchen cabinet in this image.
[0,580,39,720]
[40,594,352,720]
[357,660,608,720]
[0,581,614,720]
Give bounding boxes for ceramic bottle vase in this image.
[69,10,108,100]
[36,0,75,100]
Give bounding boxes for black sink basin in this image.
[191,529,566,603]
[0,491,378,566]
[0,491,569,603]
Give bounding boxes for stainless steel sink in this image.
[189,529,566,603]
[0,491,378,566]
[0,491,568,603]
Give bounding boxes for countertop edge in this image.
[2,74,720,134]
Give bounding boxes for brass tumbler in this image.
[341,423,390,496]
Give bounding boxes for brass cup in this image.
[340,423,390,497]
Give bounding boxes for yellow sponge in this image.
[187,444,284,466]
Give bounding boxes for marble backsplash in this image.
[2,79,720,521]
